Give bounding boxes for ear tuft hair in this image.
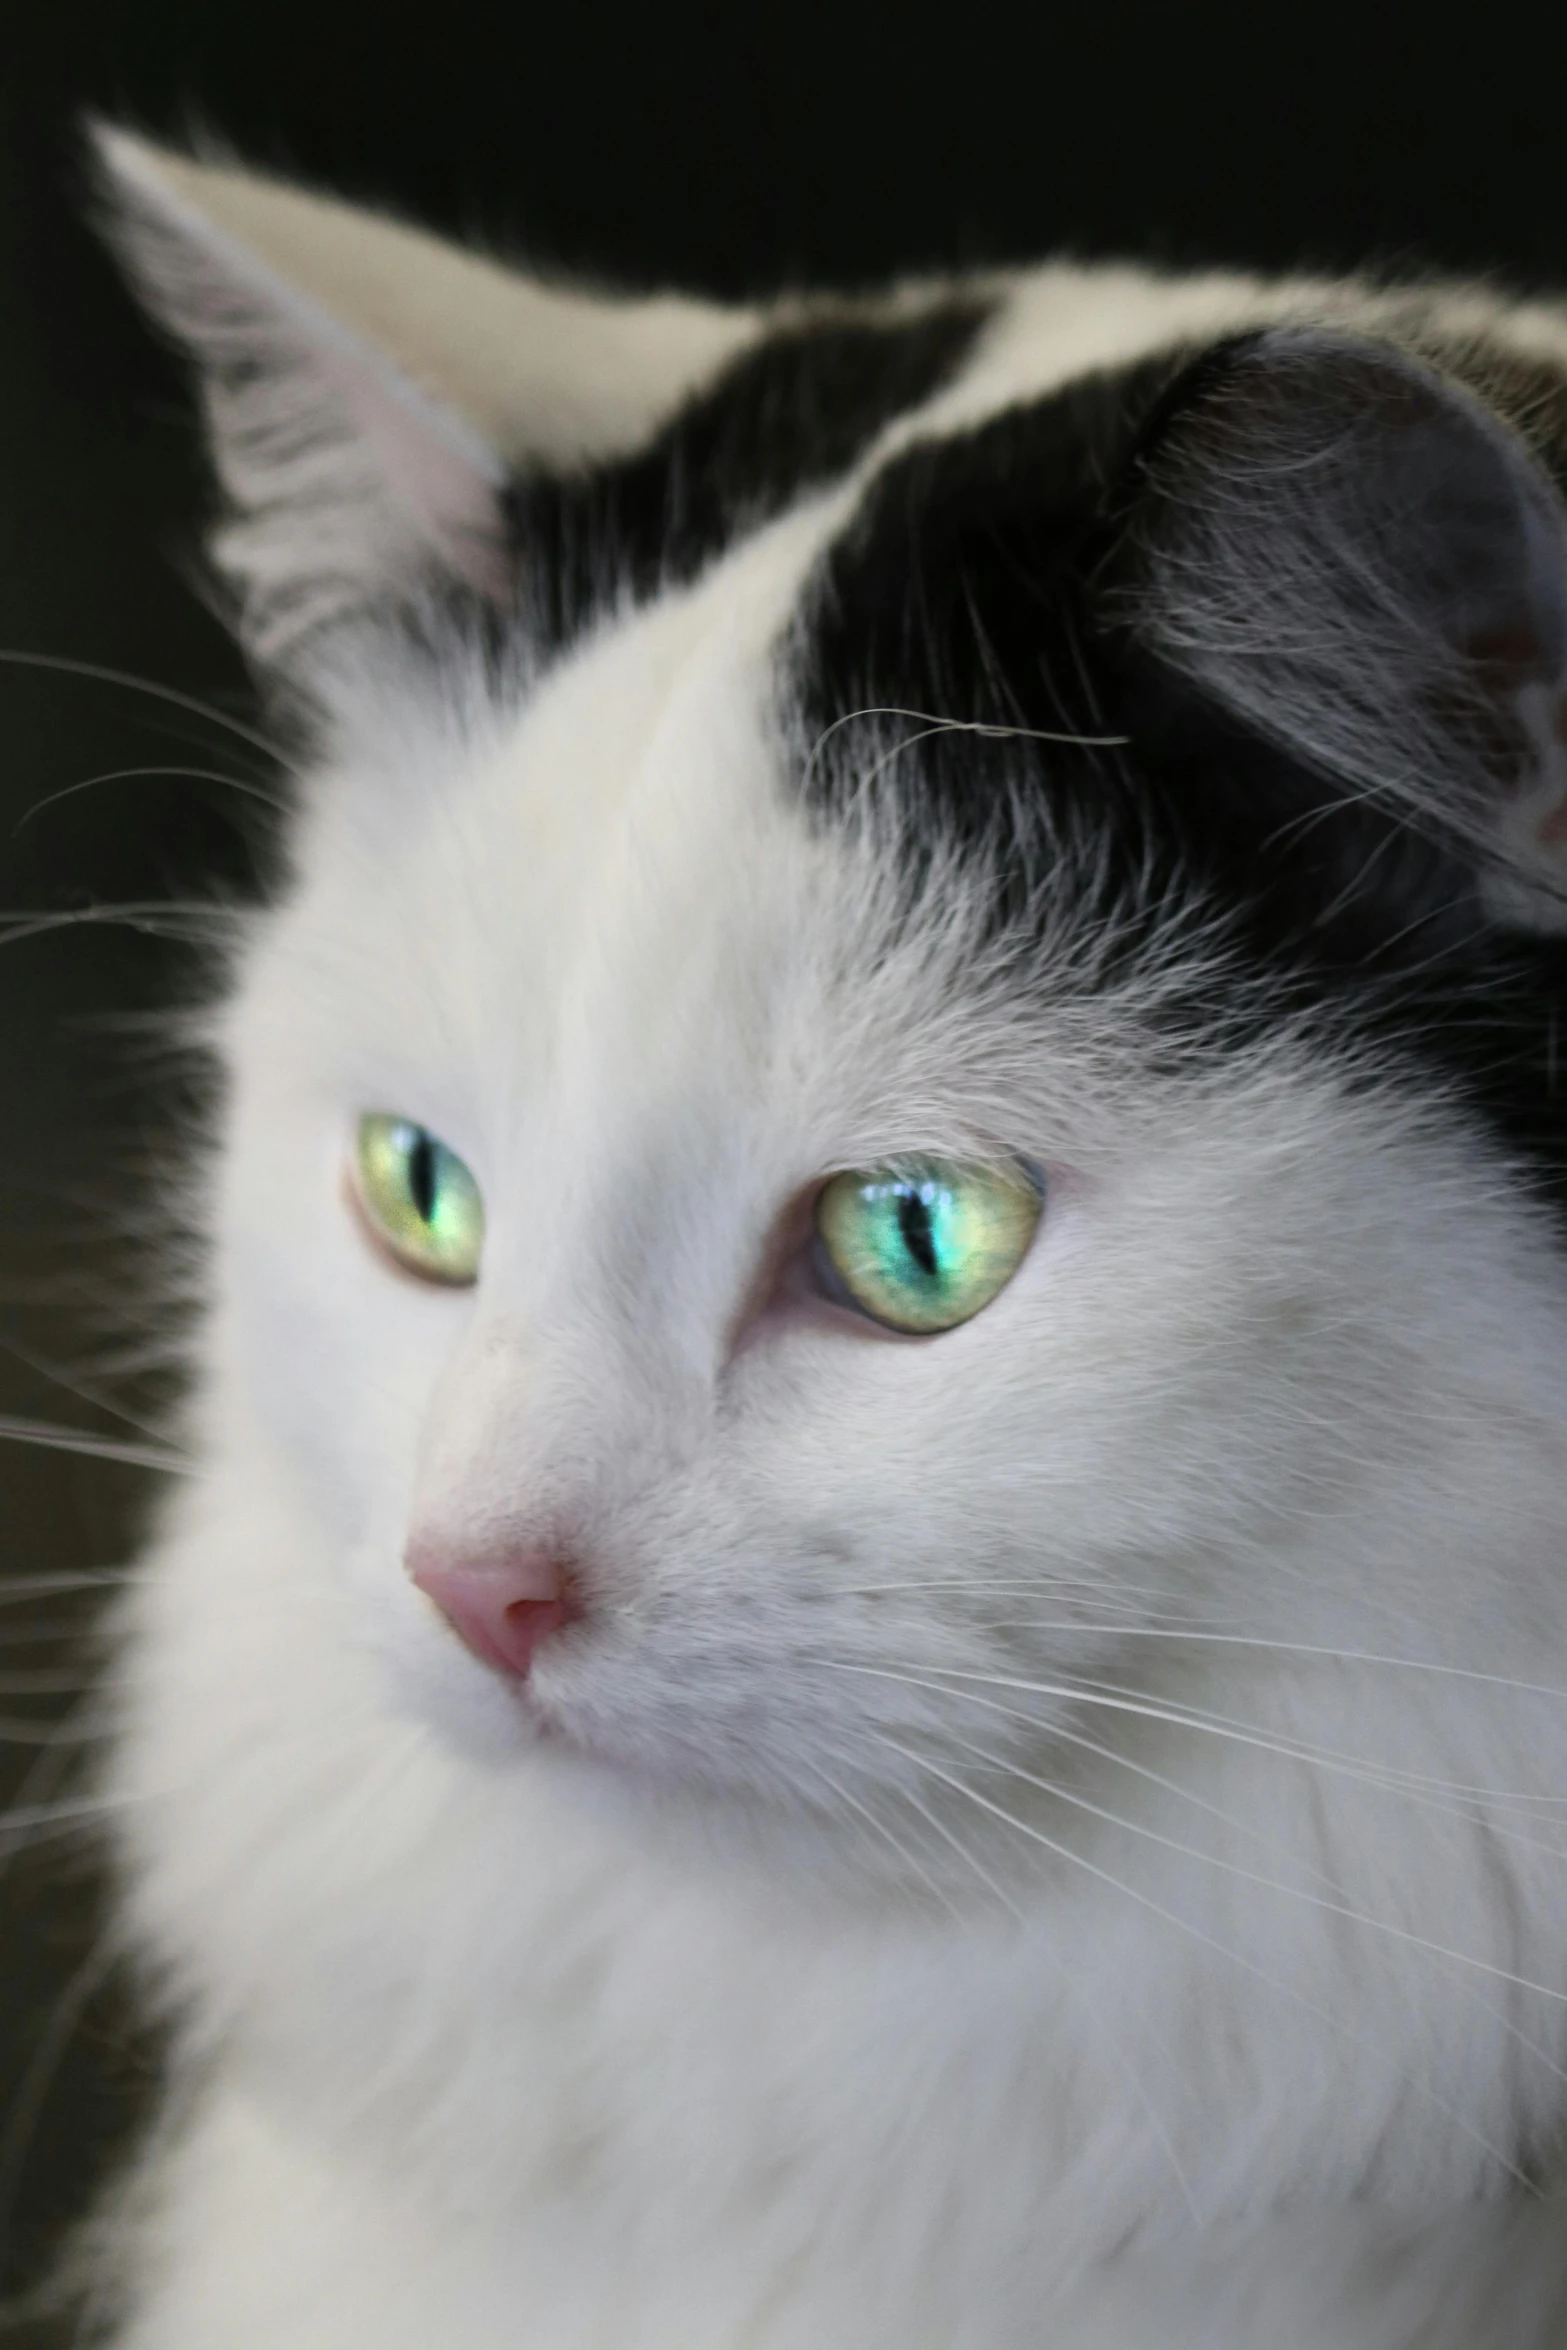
[90,125,758,668]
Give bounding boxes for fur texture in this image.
[78,128,1567,2348]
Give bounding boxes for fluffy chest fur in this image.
[81,130,1567,2349]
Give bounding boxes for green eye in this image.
[815,1159,1041,1335]
[352,1114,484,1286]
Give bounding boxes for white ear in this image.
[93,127,758,663]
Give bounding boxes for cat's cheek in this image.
[220,1213,447,1554]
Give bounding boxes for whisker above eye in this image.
[799,703,1131,798]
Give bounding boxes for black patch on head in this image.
[504,299,991,652]
[792,349,1567,1206]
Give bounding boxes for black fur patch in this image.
[792,355,1567,1203]
[504,299,991,651]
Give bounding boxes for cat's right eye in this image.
[350,1114,485,1285]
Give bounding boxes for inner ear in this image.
[96,127,515,664]
[91,126,759,675]
[1124,328,1567,929]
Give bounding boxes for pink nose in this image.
[408,1540,581,1679]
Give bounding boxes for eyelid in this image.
[344,1158,421,1281]
[723,1182,823,1355]
[807,1214,866,1319]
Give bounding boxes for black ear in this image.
[1124,329,1567,933]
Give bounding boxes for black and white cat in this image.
[83,126,1567,2348]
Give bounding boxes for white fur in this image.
[83,143,1567,2349]
[95,128,761,655]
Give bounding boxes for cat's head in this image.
[99,130,1567,1887]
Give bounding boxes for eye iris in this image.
[817,1160,1040,1335]
[354,1114,484,1285]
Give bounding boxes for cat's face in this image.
[102,134,1567,1888]
[207,499,1560,1873]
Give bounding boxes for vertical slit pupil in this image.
[408,1131,438,1225]
[897,1187,939,1279]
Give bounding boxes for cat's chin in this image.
[521,1719,959,1910]
[371,1611,545,1766]
[379,1620,765,1798]
[383,1635,952,1901]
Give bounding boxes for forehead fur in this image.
[159,223,1552,1234]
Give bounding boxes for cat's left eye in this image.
[814,1158,1042,1335]
[351,1114,484,1285]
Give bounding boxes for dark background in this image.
[4,0,1567,2334]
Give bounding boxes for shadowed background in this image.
[3,0,1567,2333]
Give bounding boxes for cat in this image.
[71,122,1567,2349]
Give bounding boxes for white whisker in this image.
[965,1621,1567,1707]
[0,1330,183,1449]
[793,1755,965,1925]
[0,900,241,950]
[0,1573,136,1607]
[940,1719,1567,2008]
[0,646,278,758]
[800,703,1130,798]
[16,763,282,837]
[869,1747,1201,2218]
[0,1668,103,1697]
[0,1718,108,1747]
[825,1655,1567,1815]
[951,1667,1567,1866]
[874,1733,1540,2194]
[0,1416,192,1476]
[826,1652,1567,1993]
[831,1656,1567,2099]
[0,1788,142,1840]
[0,1932,118,2273]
